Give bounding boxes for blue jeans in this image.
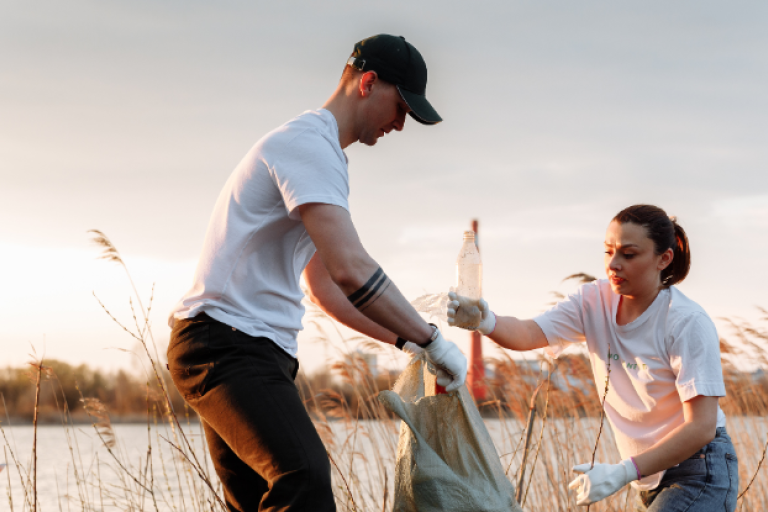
[635,427,739,512]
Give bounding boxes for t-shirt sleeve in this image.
[269,129,350,221]
[668,313,726,401]
[533,286,588,358]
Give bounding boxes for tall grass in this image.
[0,233,767,511]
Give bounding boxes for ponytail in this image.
[662,218,690,286]
[613,205,691,287]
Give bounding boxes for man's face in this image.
[357,75,410,146]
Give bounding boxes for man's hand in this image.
[422,330,467,392]
[568,460,637,506]
[447,292,496,335]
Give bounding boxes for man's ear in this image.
[358,71,378,98]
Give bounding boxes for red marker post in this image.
[468,219,487,401]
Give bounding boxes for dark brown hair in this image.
[613,204,690,286]
[340,62,360,82]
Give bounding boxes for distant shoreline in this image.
[4,413,768,427]
[1,414,201,426]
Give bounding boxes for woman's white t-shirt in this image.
[168,109,349,357]
[534,279,726,490]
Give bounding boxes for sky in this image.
[2,0,767,375]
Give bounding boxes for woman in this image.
[448,204,739,511]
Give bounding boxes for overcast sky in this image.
[2,0,767,374]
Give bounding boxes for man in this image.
[167,34,467,512]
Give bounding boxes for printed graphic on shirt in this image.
[607,351,648,371]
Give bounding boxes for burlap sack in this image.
[378,355,524,512]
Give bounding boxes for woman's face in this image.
[604,220,673,297]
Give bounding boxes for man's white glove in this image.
[423,329,467,392]
[446,291,496,335]
[568,459,638,506]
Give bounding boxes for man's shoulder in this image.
[259,110,340,155]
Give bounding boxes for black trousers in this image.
[167,313,335,512]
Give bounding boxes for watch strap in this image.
[420,323,439,348]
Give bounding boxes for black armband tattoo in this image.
[347,267,391,311]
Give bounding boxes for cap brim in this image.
[397,86,442,125]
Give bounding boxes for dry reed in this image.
[1,235,767,511]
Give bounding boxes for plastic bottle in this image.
[454,231,482,327]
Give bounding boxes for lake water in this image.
[1,416,766,511]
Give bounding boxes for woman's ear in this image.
[658,248,674,271]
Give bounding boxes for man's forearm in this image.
[314,294,399,345]
[343,266,433,344]
[299,203,433,345]
[346,267,391,311]
[304,255,398,345]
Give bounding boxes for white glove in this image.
[568,459,638,506]
[446,291,496,335]
[423,329,467,392]
[402,341,423,356]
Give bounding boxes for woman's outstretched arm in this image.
[487,315,550,352]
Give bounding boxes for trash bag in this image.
[378,355,524,512]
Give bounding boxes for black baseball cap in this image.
[347,34,442,125]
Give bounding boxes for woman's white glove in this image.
[568,459,638,506]
[446,291,496,335]
[423,330,467,392]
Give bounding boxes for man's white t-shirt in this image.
[168,109,349,357]
[534,279,726,490]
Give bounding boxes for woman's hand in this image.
[446,292,496,334]
[446,296,547,352]
[568,459,638,506]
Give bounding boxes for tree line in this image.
[1,349,765,425]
